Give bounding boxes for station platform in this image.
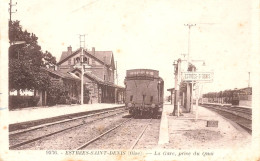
[158,103,251,149]
[9,103,124,125]
[202,102,251,108]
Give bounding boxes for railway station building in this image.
[40,68,81,106]
[55,46,125,104]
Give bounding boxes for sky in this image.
[6,0,255,96]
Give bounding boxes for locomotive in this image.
[124,69,164,117]
[202,87,252,106]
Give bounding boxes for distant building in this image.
[56,46,125,104]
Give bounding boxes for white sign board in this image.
[181,72,213,82]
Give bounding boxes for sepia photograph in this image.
[0,0,259,160]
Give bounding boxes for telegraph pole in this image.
[9,0,17,22]
[191,67,195,112]
[79,35,85,49]
[184,24,196,63]
[79,35,85,105]
[184,24,196,112]
[75,35,103,104]
[116,61,118,85]
[173,59,181,116]
[9,0,17,45]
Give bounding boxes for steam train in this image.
[124,69,164,117]
[202,87,252,106]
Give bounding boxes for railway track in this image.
[229,106,252,115]
[130,118,152,149]
[10,108,125,136]
[76,117,154,150]
[202,104,252,134]
[76,118,133,150]
[9,108,127,149]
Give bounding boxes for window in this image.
[108,71,110,81]
[130,95,133,101]
[83,57,89,64]
[76,57,80,63]
[150,96,153,102]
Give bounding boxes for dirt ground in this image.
[83,118,160,149]
[12,111,128,150]
[12,111,161,150]
[160,104,251,149]
[10,104,251,151]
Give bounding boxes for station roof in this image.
[70,68,125,89]
[58,48,114,68]
[167,88,175,92]
[43,67,80,81]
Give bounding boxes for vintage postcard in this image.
[0,0,260,161]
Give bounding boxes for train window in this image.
[130,95,133,101]
[143,95,146,101]
[150,96,153,102]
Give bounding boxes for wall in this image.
[239,100,252,107]
[59,53,115,84]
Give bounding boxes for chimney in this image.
[67,46,72,55]
[92,47,96,65]
[92,47,95,56]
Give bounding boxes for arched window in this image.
[83,57,89,64]
[76,57,80,63]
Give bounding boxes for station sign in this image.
[126,76,154,81]
[181,72,213,82]
[126,69,159,78]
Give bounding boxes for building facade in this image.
[56,46,125,104]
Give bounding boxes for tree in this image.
[46,81,66,105]
[188,63,196,71]
[43,51,57,67]
[9,20,56,93]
